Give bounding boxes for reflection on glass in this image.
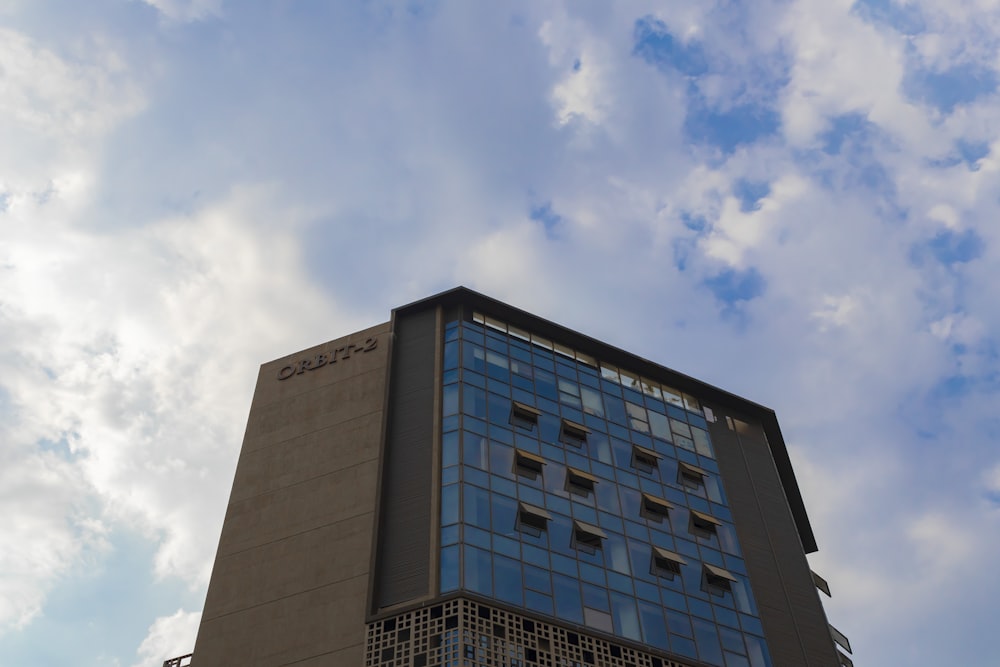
[610,592,641,641]
[440,545,459,592]
[464,545,493,596]
[639,601,669,650]
[443,320,767,666]
[553,573,584,623]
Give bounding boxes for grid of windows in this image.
[440,319,773,667]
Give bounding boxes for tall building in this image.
[176,288,851,667]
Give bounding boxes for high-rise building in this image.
[175,288,851,667]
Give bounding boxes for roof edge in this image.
[394,286,818,553]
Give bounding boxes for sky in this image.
[1,0,998,665]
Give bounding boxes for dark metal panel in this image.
[709,412,840,667]
[372,307,437,609]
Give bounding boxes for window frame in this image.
[650,546,687,580]
[572,520,606,554]
[702,563,737,596]
[559,418,590,448]
[678,461,708,489]
[517,502,552,537]
[513,448,546,480]
[689,509,722,538]
[565,467,598,498]
[640,493,673,523]
[510,401,541,431]
[631,444,662,474]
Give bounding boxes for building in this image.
[175,287,851,667]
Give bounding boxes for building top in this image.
[393,286,818,554]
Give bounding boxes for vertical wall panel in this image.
[192,322,391,667]
[373,307,438,609]
[709,413,840,667]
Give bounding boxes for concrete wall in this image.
[192,322,391,667]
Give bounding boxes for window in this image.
[678,461,707,489]
[517,502,551,537]
[631,444,662,474]
[829,624,853,655]
[565,467,597,498]
[510,402,541,431]
[626,401,649,433]
[640,493,673,523]
[559,419,589,448]
[514,449,545,480]
[573,520,606,554]
[651,547,686,580]
[689,509,721,538]
[702,563,737,596]
[812,570,832,597]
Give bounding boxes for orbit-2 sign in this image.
[276,336,378,380]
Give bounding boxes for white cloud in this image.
[0,444,107,630]
[539,14,612,127]
[779,0,934,149]
[139,0,222,23]
[811,293,863,330]
[700,173,810,267]
[0,182,367,632]
[906,511,976,574]
[0,28,143,142]
[985,462,1000,496]
[132,609,200,667]
[1,3,1000,666]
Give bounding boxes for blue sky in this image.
[1,1,999,665]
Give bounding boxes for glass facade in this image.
[438,317,773,667]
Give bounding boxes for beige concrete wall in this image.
[192,321,391,667]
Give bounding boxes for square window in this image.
[678,461,707,489]
[560,419,590,448]
[517,502,551,537]
[511,401,541,431]
[631,444,662,474]
[651,547,686,580]
[565,467,597,497]
[514,449,546,480]
[573,520,606,554]
[689,509,721,538]
[702,563,737,596]
[640,493,673,523]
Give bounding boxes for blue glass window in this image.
[693,617,724,666]
[463,484,491,528]
[610,592,641,641]
[525,590,554,616]
[442,384,459,417]
[639,601,669,650]
[443,340,459,370]
[441,485,459,525]
[441,319,765,664]
[442,431,459,467]
[524,564,552,593]
[440,545,459,592]
[553,574,583,623]
[494,555,523,606]
[463,343,485,373]
[463,432,489,470]
[464,545,492,596]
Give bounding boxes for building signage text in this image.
[277,336,378,380]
